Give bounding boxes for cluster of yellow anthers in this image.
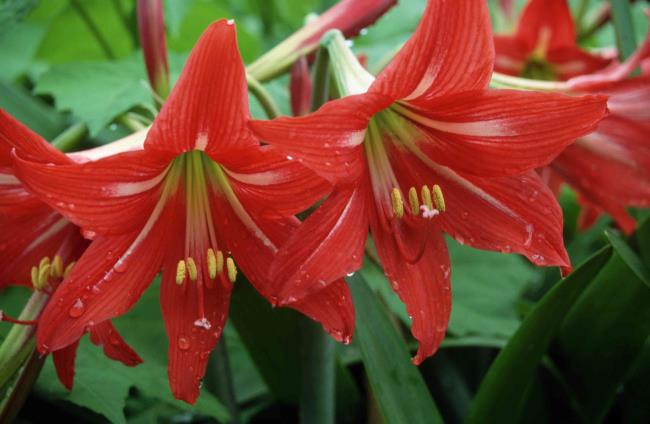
[30,256,75,291]
[390,184,446,219]
[175,248,238,286]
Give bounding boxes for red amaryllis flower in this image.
[250,0,607,364]
[10,21,353,403]
[0,113,143,389]
[493,0,612,80]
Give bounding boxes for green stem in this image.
[489,72,567,91]
[310,45,331,111]
[575,0,590,29]
[609,0,638,61]
[51,122,88,152]
[246,75,281,119]
[70,0,116,60]
[299,320,336,424]
[206,338,240,424]
[116,114,148,132]
[0,350,46,424]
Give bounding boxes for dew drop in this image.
[346,272,355,277]
[461,211,469,220]
[113,259,128,273]
[82,229,97,240]
[178,337,191,351]
[68,298,85,318]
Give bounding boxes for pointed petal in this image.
[548,46,612,80]
[222,145,331,218]
[36,200,171,353]
[0,109,71,165]
[52,341,79,390]
[12,149,169,236]
[514,0,576,52]
[369,208,451,364]
[289,278,355,344]
[576,201,604,232]
[493,35,529,75]
[145,20,254,156]
[271,184,369,303]
[399,89,607,177]
[370,0,493,101]
[388,144,570,267]
[89,321,143,366]
[249,94,385,182]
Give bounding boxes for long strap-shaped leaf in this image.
[466,246,613,423]
[348,273,443,424]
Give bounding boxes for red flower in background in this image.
[250,0,607,364]
[10,21,353,403]
[0,113,142,389]
[494,0,612,80]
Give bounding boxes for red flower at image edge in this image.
[494,0,612,80]
[250,0,607,364]
[0,118,143,388]
[9,21,353,403]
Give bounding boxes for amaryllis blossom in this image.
[9,21,353,403]
[493,0,612,80]
[0,113,143,388]
[250,0,607,363]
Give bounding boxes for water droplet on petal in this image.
[68,298,85,318]
[178,337,191,351]
[114,259,128,273]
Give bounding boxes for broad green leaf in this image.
[34,55,152,135]
[348,273,443,424]
[0,22,46,81]
[606,229,650,287]
[618,338,650,423]
[466,246,613,424]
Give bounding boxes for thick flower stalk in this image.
[0,116,145,389]
[246,0,396,81]
[9,21,354,404]
[493,0,612,80]
[250,0,608,364]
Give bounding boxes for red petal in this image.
[493,35,529,75]
[0,109,71,165]
[249,94,385,182]
[370,0,493,101]
[548,46,612,80]
[222,145,331,218]
[388,145,570,268]
[514,0,576,52]
[290,56,312,116]
[369,208,451,364]
[289,278,355,344]
[271,183,369,303]
[36,203,171,353]
[89,321,143,366]
[52,341,79,390]
[576,201,604,232]
[12,149,169,236]
[399,89,607,177]
[145,20,255,156]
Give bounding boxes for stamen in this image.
[390,188,404,219]
[186,257,198,281]
[37,264,51,290]
[0,310,38,326]
[216,250,224,274]
[207,248,217,279]
[176,260,187,285]
[63,262,76,278]
[421,185,433,210]
[432,184,445,212]
[30,266,39,288]
[408,187,419,215]
[226,257,237,283]
[39,256,50,270]
[51,255,63,278]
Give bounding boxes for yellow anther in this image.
[175,260,186,285]
[421,185,433,210]
[226,257,237,283]
[63,262,75,278]
[216,250,224,274]
[390,188,404,219]
[31,266,39,288]
[186,257,198,281]
[207,248,217,279]
[432,184,445,212]
[51,255,63,278]
[408,187,419,215]
[39,256,50,270]
[37,264,51,290]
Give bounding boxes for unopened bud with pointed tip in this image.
[137,0,170,100]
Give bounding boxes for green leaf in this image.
[609,0,638,60]
[347,273,443,424]
[0,22,45,81]
[466,246,613,424]
[34,55,152,135]
[605,229,650,288]
[554,229,650,421]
